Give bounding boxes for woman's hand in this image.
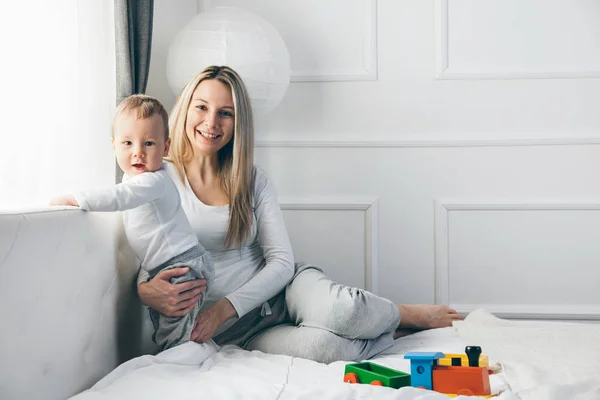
[138,267,206,317]
[190,298,237,343]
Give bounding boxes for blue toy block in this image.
[404,352,444,390]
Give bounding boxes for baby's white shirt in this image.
[72,163,198,271]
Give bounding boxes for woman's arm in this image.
[189,167,294,343]
[137,267,206,317]
[224,167,295,318]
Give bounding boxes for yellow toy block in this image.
[439,353,489,368]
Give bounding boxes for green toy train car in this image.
[343,362,411,388]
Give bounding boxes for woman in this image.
[137,65,462,363]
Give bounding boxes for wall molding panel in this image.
[290,0,377,82]
[450,304,600,321]
[279,196,379,293]
[255,134,600,148]
[434,200,600,320]
[200,0,377,82]
[434,0,600,80]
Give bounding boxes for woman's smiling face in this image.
[185,79,235,156]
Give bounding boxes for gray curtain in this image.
[114,0,154,182]
[114,0,155,363]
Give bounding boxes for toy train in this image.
[343,346,495,398]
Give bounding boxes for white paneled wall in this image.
[253,144,600,319]
[147,0,600,320]
[202,0,378,81]
[436,0,600,79]
[280,197,379,293]
[436,201,600,319]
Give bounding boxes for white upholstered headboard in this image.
[0,208,157,400]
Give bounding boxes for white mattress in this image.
[68,313,517,400]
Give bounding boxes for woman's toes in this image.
[397,304,464,330]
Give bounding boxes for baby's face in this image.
[112,113,169,177]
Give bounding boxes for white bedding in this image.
[69,311,517,400]
[454,309,600,400]
[70,309,600,399]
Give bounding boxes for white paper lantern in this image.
[166,7,291,117]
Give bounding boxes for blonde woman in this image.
[137,65,462,363]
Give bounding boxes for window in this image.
[0,0,116,210]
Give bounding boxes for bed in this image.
[1,208,599,400]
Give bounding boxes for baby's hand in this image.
[49,195,80,207]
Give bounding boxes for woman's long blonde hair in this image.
[169,66,254,249]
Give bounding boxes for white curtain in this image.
[0,0,116,210]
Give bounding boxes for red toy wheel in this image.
[370,380,384,386]
[457,389,474,396]
[344,372,359,384]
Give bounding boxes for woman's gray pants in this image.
[213,263,401,364]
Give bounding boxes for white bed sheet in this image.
[69,319,515,400]
[454,309,600,400]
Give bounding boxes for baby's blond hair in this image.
[113,94,169,140]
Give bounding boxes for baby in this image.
[51,94,214,351]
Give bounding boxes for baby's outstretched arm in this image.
[55,172,166,212]
[49,172,162,211]
[49,194,80,207]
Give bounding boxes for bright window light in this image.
[0,0,116,210]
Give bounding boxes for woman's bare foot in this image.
[396,304,463,330]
